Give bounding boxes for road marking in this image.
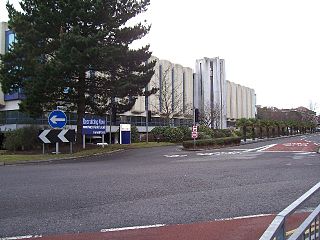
[197,151,241,156]
[164,154,187,158]
[101,224,165,232]
[256,144,277,152]
[283,143,309,147]
[197,152,216,156]
[241,144,276,153]
[214,213,272,222]
[264,151,314,153]
[0,236,42,240]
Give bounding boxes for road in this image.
[0,134,319,238]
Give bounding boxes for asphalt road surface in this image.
[0,134,319,238]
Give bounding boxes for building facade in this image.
[194,57,227,129]
[0,21,256,132]
[226,81,256,126]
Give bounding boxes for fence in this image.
[259,182,320,240]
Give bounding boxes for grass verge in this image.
[0,142,175,164]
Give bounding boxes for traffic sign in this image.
[39,129,75,143]
[48,110,67,128]
[82,117,106,135]
[192,131,198,139]
[192,125,198,132]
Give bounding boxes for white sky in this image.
[1,0,320,114]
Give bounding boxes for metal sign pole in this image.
[42,143,45,155]
[109,112,112,144]
[70,142,73,154]
[102,134,105,148]
[56,142,59,155]
[193,137,195,150]
[83,134,86,149]
[146,114,149,144]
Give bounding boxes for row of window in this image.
[0,110,193,127]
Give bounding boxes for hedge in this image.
[3,126,40,151]
[183,137,241,149]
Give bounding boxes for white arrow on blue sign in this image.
[48,110,67,128]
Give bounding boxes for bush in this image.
[163,127,184,143]
[177,126,192,141]
[198,132,211,139]
[182,137,241,149]
[198,125,214,137]
[150,126,170,142]
[3,126,40,151]
[232,130,242,137]
[0,131,4,149]
[211,129,226,138]
[131,125,140,143]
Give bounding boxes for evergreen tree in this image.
[0,0,155,143]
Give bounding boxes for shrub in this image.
[150,126,170,142]
[198,125,214,137]
[0,132,4,149]
[198,132,211,139]
[131,125,140,143]
[212,129,226,138]
[177,126,192,141]
[3,126,40,151]
[220,129,233,137]
[232,130,242,137]
[163,127,184,143]
[182,137,241,149]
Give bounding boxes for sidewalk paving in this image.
[30,213,308,240]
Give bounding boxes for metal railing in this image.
[259,182,320,240]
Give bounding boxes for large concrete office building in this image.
[226,81,256,126]
[194,57,227,129]
[0,21,256,131]
[194,57,256,128]
[123,57,194,127]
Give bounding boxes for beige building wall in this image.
[227,81,255,120]
[130,57,193,118]
[226,81,232,119]
[230,82,238,119]
[184,67,193,115]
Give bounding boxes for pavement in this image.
[0,134,319,239]
[8,213,310,240]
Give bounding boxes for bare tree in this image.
[199,101,223,129]
[309,101,318,113]
[151,66,190,125]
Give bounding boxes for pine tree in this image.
[0,0,155,143]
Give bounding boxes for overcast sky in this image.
[1,0,320,114]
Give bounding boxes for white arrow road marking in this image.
[256,144,277,152]
[50,115,66,124]
[38,130,50,144]
[58,129,69,142]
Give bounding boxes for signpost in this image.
[82,117,107,149]
[48,110,67,129]
[38,129,75,154]
[192,125,198,150]
[120,124,131,145]
[41,110,69,154]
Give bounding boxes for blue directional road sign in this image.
[48,110,67,128]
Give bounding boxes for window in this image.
[5,30,16,52]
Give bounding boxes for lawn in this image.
[0,142,175,164]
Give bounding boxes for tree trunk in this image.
[243,126,247,142]
[76,72,86,147]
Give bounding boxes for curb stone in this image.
[0,149,125,166]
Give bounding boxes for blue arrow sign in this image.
[48,110,67,128]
